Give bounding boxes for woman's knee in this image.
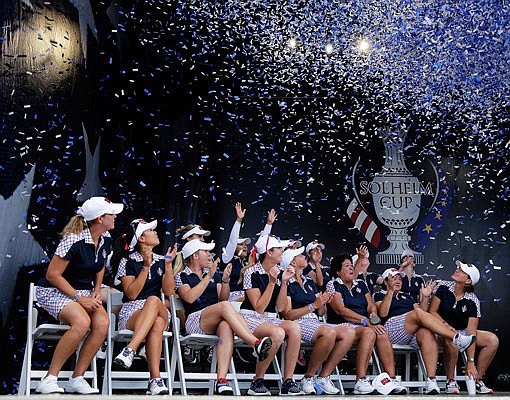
[150,316,167,336]
[92,311,110,335]
[71,314,92,335]
[283,321,301,339]
[484,332,499,350]
[144,295,162,310]
[271,326,286,346]
[361,327,376,343]
[375,330,391,345]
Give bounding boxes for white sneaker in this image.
[138,345,147,362]
[114,347,135,369]
[65,376,99,394]
[35,375,64,394]
[453,333,476,352]
[391,377,408,394]
[96,340,108,360]
[425,377,440,395]
[316,376,340,395]
[354,377,374,394]
[445,380,460,394]
[146,377,169,395]
[301,376,316,395]
[476,380,494,394]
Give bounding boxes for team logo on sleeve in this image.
[102,249,107,259]
[462,305,467,313]
[157,267,163,276]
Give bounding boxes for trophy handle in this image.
[351,156,366,211]
[426,159,440,213]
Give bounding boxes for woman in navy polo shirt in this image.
[303,241,330,291]
[172,224,211,274]
[374,267,477,394]
[112,219,177,395]
[398,249,425,303]
[239,234,304,396]
[221,204,277,302]
[280,247,356,395]
[429,261,499,394]
[35,196,123,395]
[175,239,273,395]
[353,245,381,294]
[326,254,406,395]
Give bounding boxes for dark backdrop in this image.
[1,0,509,393]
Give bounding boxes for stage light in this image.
[288,38,297,48]
[358,39,370,52]
[325,44,334,54]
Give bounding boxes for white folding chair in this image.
[18,282,98,396]
[169,296,240,395]
[102,290,173,395]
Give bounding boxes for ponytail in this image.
[60,215,88,237]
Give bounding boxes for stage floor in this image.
[10,395,510,399]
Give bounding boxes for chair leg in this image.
[333,366,345,395]
[162,336,172,394]
[229,357,241,396]
[174,338,188,395]
[18,342,30,396]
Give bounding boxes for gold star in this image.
[441,201,447,207]
[435,212,442,220]
[425,224,433,234]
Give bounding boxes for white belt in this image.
[300,312,318,320]
[240,309,278,318]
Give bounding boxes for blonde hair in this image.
[173,251,185,274]
[60,215,88,237]
[238,253,264,284]
[176,224,195,236]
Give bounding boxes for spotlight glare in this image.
[288,38,297,48]
[325,44,334,54]
[358,39,370,51]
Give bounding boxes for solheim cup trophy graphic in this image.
[352,128,439,266]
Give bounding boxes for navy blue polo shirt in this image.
[221,256,244,292]
[373,290,416,323]
[175,266,221,317]
[287,275,319,309]
[240,262,281,313]
[116,252,166,302]
[357,272,380,293]
[38,229,111,290]
[433,281,481,330]
[400,273,425,303]
[303,263,331,291]
[326,278,370,324]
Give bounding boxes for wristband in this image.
[73,292,81,302]
[165,255,173,260]
[361,318,368,326]
[468,357,475,362]
[222,279,230,284]
[308,304,315,313]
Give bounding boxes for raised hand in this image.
[208,258,219,278]
[282,266,295,283]
[165,243,178,267]
[420,279,436,298]
[268,265,280,283]
[223,263,233,280]
[357,245,369,258]
[235,202,246,222]
[267,209,277,225]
